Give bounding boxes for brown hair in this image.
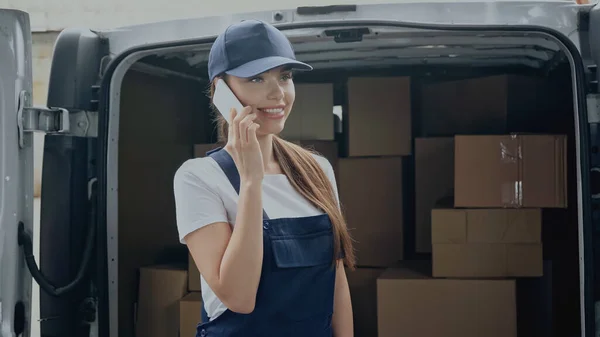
[208,78,356,269]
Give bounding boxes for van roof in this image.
[97,1,586,56]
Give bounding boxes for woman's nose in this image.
[267,82,285,100]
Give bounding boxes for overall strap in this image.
[200,147,269,323]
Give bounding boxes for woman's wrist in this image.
[240,178,262,190]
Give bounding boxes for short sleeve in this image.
[326,162,340,208]
[312,155,344,259]
[313,155,340,208]
[173,160,229,244]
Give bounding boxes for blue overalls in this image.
[195,147,338,337]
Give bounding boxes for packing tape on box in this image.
[501,181,523,208]
[500,135,523,207]
[499,134,522,163]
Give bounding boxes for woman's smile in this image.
[257,105,286,119]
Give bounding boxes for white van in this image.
[1,2,599,337]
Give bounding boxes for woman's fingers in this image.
[231,106,251,145]
[248,122,260,146]
[239,113,258,144]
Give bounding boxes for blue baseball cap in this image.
[208,20,313,82]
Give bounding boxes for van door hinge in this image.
[17,91,97,147]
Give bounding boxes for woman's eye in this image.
[281,73,293,81]
[250,77,263,83]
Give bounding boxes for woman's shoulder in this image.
[310,152,334,172]
[174,156,221,186]
[308,153,336,184]
[307,152,339,200]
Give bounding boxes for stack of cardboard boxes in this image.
[377,133,567,337]
[134,263,203,337]
[373,75,567,337]
[339,76,411,337]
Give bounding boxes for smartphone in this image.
[213,79,244,124]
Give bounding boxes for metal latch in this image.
[17,91,97,147]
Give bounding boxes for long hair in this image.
[208,78,356,269]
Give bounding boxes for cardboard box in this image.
[346,268,385,336]
[180,292,203,337]
[188,253,201,292]
[432,208,543,277]
[345,77,411,157]
[280,83,334,140]
[135,265,188,337]
[454,134,567,208]
[338,157,403,266]
[377,262,517,337]
[415,138,454,252]
[420,75,550,136]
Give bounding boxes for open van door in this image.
[0,8,34,337]
[1,7,104,337]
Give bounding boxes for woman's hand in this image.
[225,107,264,183]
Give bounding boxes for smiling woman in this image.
[211,66,296,140]
[173,19,355,337]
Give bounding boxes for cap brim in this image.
[225,56,313,78]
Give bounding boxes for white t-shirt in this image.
[173,152,339,320]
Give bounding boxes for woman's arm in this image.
[332,260,354,337]
[184,180,264,314]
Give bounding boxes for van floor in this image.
[117,61,580,337]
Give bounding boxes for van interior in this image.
[113,26,581,337]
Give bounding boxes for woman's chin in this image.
[256,120,286,137]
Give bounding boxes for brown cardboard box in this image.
[454,134,567,208]
[338,157,403,266]
[415,138,454,252]
[346,268,385,336]
[377,262,517,337]
[188,253,201,292]
[281,83,335,140]
[135,265,188,337]
[432,208,543,277]
[180,292,203,337]
[194,143,222,158]
[420,75,550,136]
[345,77,412,157]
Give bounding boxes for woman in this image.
[173,19,355,337]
